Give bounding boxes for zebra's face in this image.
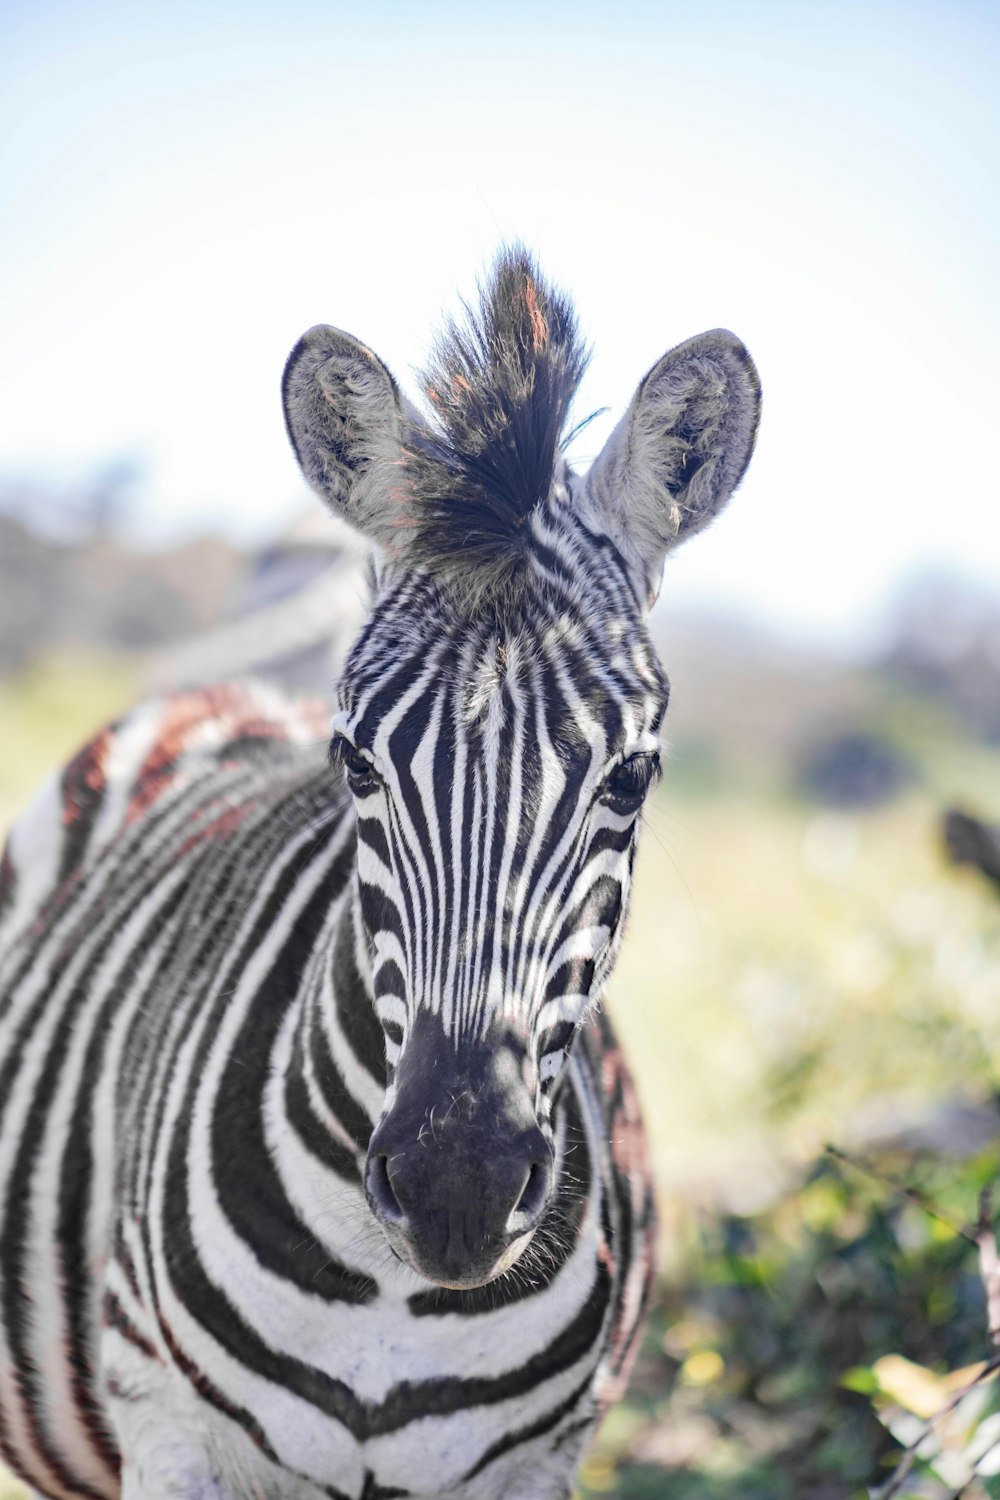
[284,249,760,1286]
[333,516,668,1288]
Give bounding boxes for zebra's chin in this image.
[379,1220,537,1291]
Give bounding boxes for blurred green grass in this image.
[611,783,1000,1218]
[592,711,1000,1494]
[0,650,139,833]
[1,652,999,1498]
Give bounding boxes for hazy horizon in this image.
[2,0,997,651]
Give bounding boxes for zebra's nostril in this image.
[509,1160,551,1231]
[366,1154,406,1224]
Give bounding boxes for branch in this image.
[977,1188,1000,1350]
[826,1144,979,1248]
[870,1352,1000,1499]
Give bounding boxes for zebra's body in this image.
[0,250,760,1498]
[0,683,650,1499]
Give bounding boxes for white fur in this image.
[282,325,412,553]
[584,329,760,600]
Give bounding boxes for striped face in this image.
[335,496,668,1287]
[281,248,760,1300]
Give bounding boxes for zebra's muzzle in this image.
[363,1015,554,1288]
[365,1130,552,1288]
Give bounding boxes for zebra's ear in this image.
[282,325,404,541]
[585,330,760,604]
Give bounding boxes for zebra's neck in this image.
[289,876,388,1164]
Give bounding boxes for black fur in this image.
[404,246,589,587]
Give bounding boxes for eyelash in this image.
[330,736,381,790]
[601,752,660,808]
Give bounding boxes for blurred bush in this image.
[883,571,1000,746]
[795,732,915,809]
[582,1146,1000,1498]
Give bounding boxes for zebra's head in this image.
[283,249,760,1289]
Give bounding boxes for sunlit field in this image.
[615,785,1000,1213]
[0,1464,26,1497]
[0,653,140,834]
[1,653,999,1498]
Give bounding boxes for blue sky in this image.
[1,0,997,648]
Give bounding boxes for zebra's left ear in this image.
[585,330,761,606]
[282,324,405,546]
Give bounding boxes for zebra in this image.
[0,248,760,1500]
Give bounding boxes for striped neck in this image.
[290,875,387,1163]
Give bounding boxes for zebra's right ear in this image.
[282,325,405,541]
[585,330,760,606]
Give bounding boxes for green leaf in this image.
[840,1365,880,1395]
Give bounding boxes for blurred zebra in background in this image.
[0,248,759,1499]
[152,507,370,695]
[944,808,1000,896]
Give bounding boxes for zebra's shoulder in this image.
[567,1008,658,1414]
[101,679,331,817]
[0,680,331,947]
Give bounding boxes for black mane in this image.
[403,246,589,587]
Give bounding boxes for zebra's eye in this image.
[332,737,381,793]
[602,753,659,809]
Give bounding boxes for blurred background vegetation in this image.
[1,479,999,1499]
